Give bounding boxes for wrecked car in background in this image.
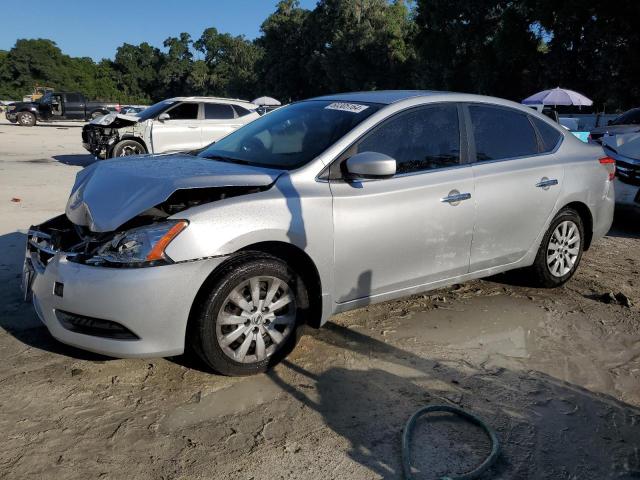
[24,91,614,376]
[81,96,260,158]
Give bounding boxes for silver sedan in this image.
[23,91,615,375]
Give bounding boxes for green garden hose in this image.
[402,404,500,480]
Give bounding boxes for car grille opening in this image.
[56,310,140,340]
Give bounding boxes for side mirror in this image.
[345,151,396,179]
[158,112,170,122]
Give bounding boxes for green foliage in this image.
[0,2,638,110]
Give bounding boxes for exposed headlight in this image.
[88,220,188,266]
[8,105,16,111]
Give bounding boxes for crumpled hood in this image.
[66,154,283,232]
[90,112,140,127]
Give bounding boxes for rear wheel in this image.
[528,208,584,287]
[190,253,307,376]
[111,139,146,158]
[17,111,36,127]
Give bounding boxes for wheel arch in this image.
[187,241,324,338]
[559,201,594,250]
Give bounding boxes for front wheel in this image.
[528,208,584,288]
[111,139,146,158]
[17,111,36,127]
[189,253,307,376]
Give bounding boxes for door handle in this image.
[187,126,199,129]
[536,178,559,189]
[440,191,472,205]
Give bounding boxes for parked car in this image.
[600,133,640,185]
[23,91,614,375]
[589,108,640,143]
[5,91,120,126]
[81,96,260,158]
[119,105,147,115]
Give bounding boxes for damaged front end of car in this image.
[27,185,269,269]
[81,113,144,159]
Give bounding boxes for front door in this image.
[151,102,201,153]
[330,103,475,304]
[466,104,564,271]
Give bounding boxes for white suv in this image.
[81,97,260,158]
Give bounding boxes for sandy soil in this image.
[1,118,639,479]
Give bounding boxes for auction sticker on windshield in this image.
[325,102,369,113]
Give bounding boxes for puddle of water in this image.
[388,295,543,359]
[162,374,283,431]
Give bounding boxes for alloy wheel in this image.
[216,276,296,364]
[546,220,581,277]
[119,145,142,156]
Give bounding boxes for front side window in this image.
[355,104,460,174]
[198,100,380,170]
[166,102,199,120]
[470,105,538,161]
[204,103,235,120]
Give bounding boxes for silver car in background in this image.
[24,91,615,375]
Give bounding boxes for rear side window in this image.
[65,93,82,103]
[531,116,562,152]
[232,105,252,117]
[166,102,198,120]
[356,104,460,174]
[204,103,235,120]
[470,105,538,161]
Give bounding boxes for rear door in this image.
[330,103,476,304]
[150,102,201,153]
[200,103,244,146]
[62,93,85,120]
[466,104,565,272]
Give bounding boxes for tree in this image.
[257,0,312,101]
[304,0,416,95]
[159,33,194,98]
[112,42,163,103]
[193,27,262,98]
[413,0,540,101]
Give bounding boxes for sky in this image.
[0,0,319,61]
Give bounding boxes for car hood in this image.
[65,154,283,232]
[89,112,141,128]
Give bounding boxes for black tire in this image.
[528,208,585,288]
[111,139,146,158]
[17,111,36,127]
[189,252,308,376]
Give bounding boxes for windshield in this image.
[612,109,640,126]
[136,100,175,120]
[197,100,381,169]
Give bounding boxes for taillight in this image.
[599,156,615,181]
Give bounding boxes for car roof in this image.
[308,90,445,105]
[306,90,533,109]
[168,96,258,108]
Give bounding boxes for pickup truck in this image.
[5,91,120,126]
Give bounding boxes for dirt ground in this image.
[1,118,639,479]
